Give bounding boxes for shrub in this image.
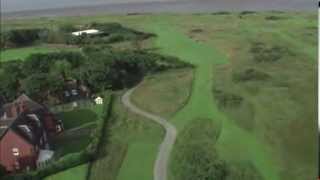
[2,28,51,48]
[240,11,257,15]
[173,118,227,180]
[265,16,285,21]
[250,42,289,62]
[212,11,231,15]
[227,162,264,180]
[213,89,244,108]
[233,68,271,82]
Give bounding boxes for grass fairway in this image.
[0,44,78,61]
[117,143,159,180]
[44,164,88,180]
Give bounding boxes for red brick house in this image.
[0,95,63,173]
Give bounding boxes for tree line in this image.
[0,47,191,105]
[0,22,155,49]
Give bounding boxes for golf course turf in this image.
[2,12,316,180]
[142,17,280,180]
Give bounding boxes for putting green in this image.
[144,17,281,180]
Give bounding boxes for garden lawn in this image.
[59,108,98,130]
[44,164,89,180]
[54,104,103,157]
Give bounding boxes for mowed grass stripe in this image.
[117,143,159,180]
[44,164,89,180]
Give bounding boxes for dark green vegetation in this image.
[0,22,153,49]
[172,118,263,180]
[172,118,227,180]
[0,49,189,105]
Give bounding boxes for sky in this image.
[1,0,315,13]
[1,0,173,12]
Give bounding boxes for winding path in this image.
[121,87,177,180]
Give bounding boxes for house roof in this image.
[14,94,43,112]
[0,94,45,143]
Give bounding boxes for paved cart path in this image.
[122,88,177,180]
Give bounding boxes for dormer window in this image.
[12,148,20,156]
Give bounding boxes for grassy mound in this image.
[172,118,263,180]
[132,68,194,118]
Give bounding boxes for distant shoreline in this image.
[2,0,315,19]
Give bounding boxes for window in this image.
[12,148,20,156]
[56,125,62,132]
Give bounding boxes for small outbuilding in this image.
[72,29,100,36]
[95,97,103,105]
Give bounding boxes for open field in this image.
[2,12,317,180]
[44,164,89,180]
[0,44,79,61]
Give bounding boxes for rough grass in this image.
[132,68,193,118]
[44,164,89,180]
[0,44,78,61]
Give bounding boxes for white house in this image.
[72,29,100,36]
[95,97,103,105]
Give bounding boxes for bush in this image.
[227,162,264,180]
[4,29,46,47]
[233,68,271,82]
[250,42,289,62]
[173,118,227,180]
[240,11,257,15]
[265,16,285,21]
[213,89,244,108]
[212,11,231,15]
[59,24,77,33]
